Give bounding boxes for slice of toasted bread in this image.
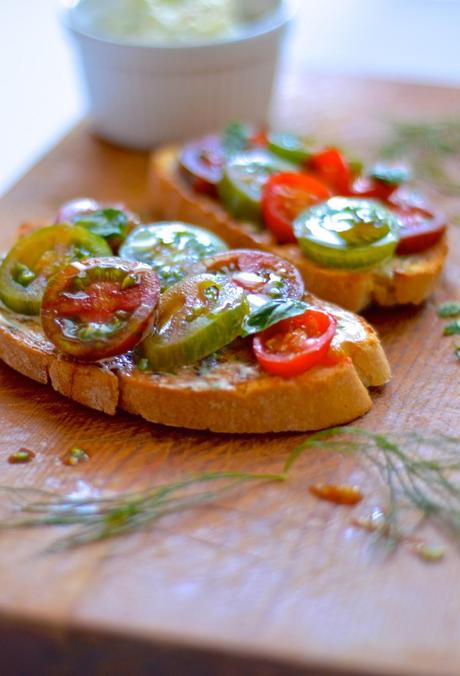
[0,298,390,433]
[149,145,448,313]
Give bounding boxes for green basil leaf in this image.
[369,164,411,186]
[241,299,309,337]
[74,208,128,239]
[222,121,251,158]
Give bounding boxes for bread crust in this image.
[149,145,448,313]
[119,361,371,434]
[0,300,390,433]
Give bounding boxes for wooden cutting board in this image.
[1,69,460,676]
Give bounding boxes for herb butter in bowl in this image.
[61,0,294,148]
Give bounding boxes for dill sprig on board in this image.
[0,471,285,550]
[1,429,460,550]
[381,120,460,196]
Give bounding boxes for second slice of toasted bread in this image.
[149,145,447,313]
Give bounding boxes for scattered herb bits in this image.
[437,301,460,318]
[437,303,460,358]
[443,320,460,336]
[353,509,389,534]
[8,448,35,464]
[412,543,445,563]
[62,446,90,467]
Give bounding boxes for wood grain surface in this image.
[1,58,460,676]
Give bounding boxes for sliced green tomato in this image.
[0,224,111,315]
[141,274,249,372]
[119,222,227,290]
[293,197,400,269]
[218,149,295,222]
[267,131,313,164]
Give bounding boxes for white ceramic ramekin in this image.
[61,1,294,149]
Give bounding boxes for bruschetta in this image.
[148,124,448,313]
[0,203,390,433]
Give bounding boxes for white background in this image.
[1,0,460,196]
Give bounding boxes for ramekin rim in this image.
[59,0,297,51]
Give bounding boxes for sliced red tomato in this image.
[41,257,160,361]
[249,128,269,147]
[179,135,225,196]
[350,176,397,201]
[262,172,331,244]
[193,249,304,308]
[388,192,447,255]
[393,206,446,255]
[309,148,352,195]
[350,164,409,200]
[253,308,337,377]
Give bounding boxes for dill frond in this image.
[285,428,460,544]
[381,119,460,197]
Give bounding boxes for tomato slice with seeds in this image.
[180,129,274,198]
[179,135,225,196]
[192,249,304,310]
[350,176,397,201]
[253,308,337,377]
[41,257,160,361]
[294,197,400,269]
[309,148,352,195]
[119,221,227,290]
[0,224,112,315]
[141,274,249,372]
[391,203,447,255]
[267,131,313,165]
[56,198,140,253]
[218,149,296,222]
[350,165,409,201]
[262,172,331,244]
